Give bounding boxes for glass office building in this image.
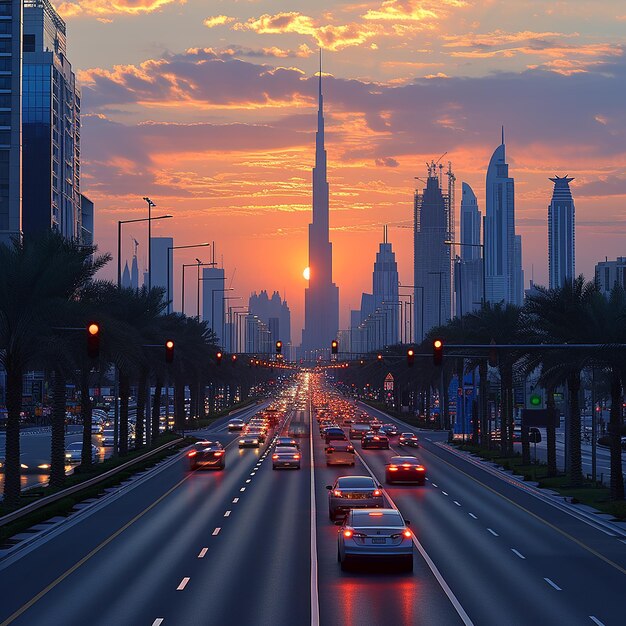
[23,0,82,241]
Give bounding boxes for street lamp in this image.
[117,214,172,287]
[444,238,486,306]
[181,261,214,316]
[167,243,211,313]
[223,296,243,350]
[143,197,157,290]
[229,305,248,353]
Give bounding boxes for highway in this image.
[0,374,624,625]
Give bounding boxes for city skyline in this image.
[27,1,626,343]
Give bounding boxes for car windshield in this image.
[352,512,404,528]
[197,441,219,448]
[275,446,297,453]
[67,443,82,450]
[337,477,375,489]
[401,433,414,437]
[390,457,417,464]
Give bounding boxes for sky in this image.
[59,0,626,344]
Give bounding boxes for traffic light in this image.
[275,340,282,355]
[433,339,443,366]
[87,323,100,359]
[529,393,542,407]
[407,348,415,367]
[216,351,223,366]
[331,340,338,355]
[488,338,498,367]
[377,353,383,364]
[231,354,238,365]
[165,340,174,363]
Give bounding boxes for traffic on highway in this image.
[0,371,624,625]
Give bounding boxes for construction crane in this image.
[130,237,139,257]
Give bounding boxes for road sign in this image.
[384,373,394,392]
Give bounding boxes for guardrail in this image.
[0,437,183,527]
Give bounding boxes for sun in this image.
[303,267,310,280]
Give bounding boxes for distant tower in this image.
[484,128,523,305]
[548,176,575,289]
[461,183,480,260]
[372,226,399,346]
[121,262,131,289]
[130,237,140,290]
[414,161,455,340]
[301,52,339,358]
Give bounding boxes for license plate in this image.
[371,538,386,544]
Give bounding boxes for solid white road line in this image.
[511,549,525,559]
[176,577,190,591]
[487,528,499,537]
[309,396,320,626]
[198,548,208,558]
[232,497,239,503]
[224,511,231,517]
[353,448,474,626]
[544,577,562,591]
[152,619,164,626]
[589,616,606,626]
[212,528,221,536]
[454,501,461,507]
[468,513,478,519]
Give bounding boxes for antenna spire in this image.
[501,125,505,145]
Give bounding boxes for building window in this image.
[23,34,35,53]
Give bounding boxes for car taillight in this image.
[214,450,224,456]
[333,490,342,497]
[188,451,197,457]
[347,446,354,452]
[417,467,425,471]
[343,529,353,538]
[388,466,398,471]
[272,454,279,460]
[373,436,380,440]
[403,529,412,538]
[402,463,411,468]
[373,489,382,496]
[326,447,334,452]
[293,454,300,459]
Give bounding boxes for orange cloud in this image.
[57,0,184,18]
[204,15,235,28]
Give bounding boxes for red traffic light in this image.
[216,351,223,365]
[165,339,174,363]
[377,353,383,363]
[87,322,100,359]
[433,339,443,366]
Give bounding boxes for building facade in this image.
[484,130,524,306]
[22,0,81,241]
[595,257,626,296]
[548,175,575,289]
[0,0,21,244]
[301,59,339,359]
[249,290,291,347]
[150,236,173,304]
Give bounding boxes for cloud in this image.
[576,175,626,197]
[204,15,235,29]
[57,0,183,18]
[375,157,399,167]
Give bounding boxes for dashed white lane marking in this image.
[232,497,239,503]
[425,477,430,481]
[544,577,562,591]
[487,528,499,537]
[441,491,449,496]
[589,617,605,626]
[245,479,251,483]
[176,577,190,591]
[511,549,525,559]
[250,472,256,476]
[224,510,231,517]
[152,619,164,626]
[453,500,461,506]
[469,513,478,519]
[198,548,208,558]
[432,483,438,488]
[212,528,221,536]
[426,438,432,442]
[240,487,246,492]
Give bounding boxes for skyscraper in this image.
[414,162,454,341]
[455,182,483,316]
[372,227,399,346]
[595,257,626,296]
[484,129,523,305]
[22,0,82,241]
[301,55,339,357]
[548,175,575,289]
[150,236,173,301]
[249,290,291,346]
[0,0,22,244]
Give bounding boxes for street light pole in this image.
[143,197,156,290]
[167,243,210,314]
[444,239,486,306]
[181,261,214,316]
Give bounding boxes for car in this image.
[65,442,100,464]
[361,432,390,450]
[385,456,426,485]
[188,441,225,470]
[325,427,348,446]
[288,423,309,438]
[326,475,384,521]
[398,432,419,447]
[239,433,261,448]
[349,424,371,440]
[382,424,398,437]
[276,436,299,449]
[326,440,355,466]
[228,418,245,431]
[272,446,301,469]
[338,508,413,572]
[246,428,266,443]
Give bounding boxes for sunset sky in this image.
[60,0,626,343]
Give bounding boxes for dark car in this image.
[227,418,245,431]
[385,456,426,485]
[325,427,348,446]
[188,441,225,470]
[276,436,299,449]
[381,424,398,437]
[288,423,310,438]
[327,475,384,521]
[361,431,389,450]
[398,432,419,448]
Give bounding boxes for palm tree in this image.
[0,232,108,506]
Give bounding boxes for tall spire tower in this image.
[301,52,339,358]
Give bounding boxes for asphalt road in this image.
[0,378,625,626]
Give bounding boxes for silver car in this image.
[338,508,413,571]
[65,442,100,464]
[326,475,384,521]
[272,446,301,470]
[239,433,261,448]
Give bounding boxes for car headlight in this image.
[38,464,50,469]
[65,453,72,458]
